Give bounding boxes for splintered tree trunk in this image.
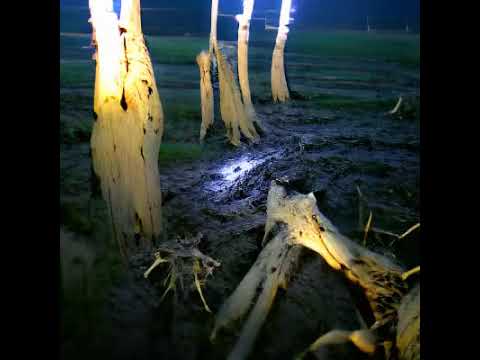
[197,51,214,142]
[237,0,260,126]
[89,0,164,256]
[271,0,292,103]
[205,0,259,146]
[215,42,259,146]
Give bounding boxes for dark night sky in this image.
[60,0,420,34]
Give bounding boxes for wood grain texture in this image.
[89,0,164,254]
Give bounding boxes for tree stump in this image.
[271,0,292,103]
[89,0,164,255]
[237,1,262,128]
[215,41,259,146]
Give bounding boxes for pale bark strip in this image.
[210,238,276,342]
[89,0,164,254]
[271,0,292,103]
[210,231,302,360]
[196,51,214,142]
[227,260,281,360]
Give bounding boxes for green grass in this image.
[288,30,420,68]
[62,249,123,357]
[61,201,93,235]
[160,87,202,144]
[59,29,420,151]
[60,62,95,88]
[61,29,419,68]
[61,200,124,357]
[305,93,419,119]
[308,93,394,112]
[60,91,92,111]
[60,34,92,60]
[146,36,209,65]
[159,143,203,164]
[252,30,420,68]
[60,33,207,66]
[60,94,94,144]
[60,9,91,34]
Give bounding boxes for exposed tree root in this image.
[144,233,220,312]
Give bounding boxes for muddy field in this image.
[60,31,420,360]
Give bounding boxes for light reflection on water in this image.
[220,157,265,182]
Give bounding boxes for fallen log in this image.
[212,180,419,360]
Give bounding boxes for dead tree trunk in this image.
[201,0,259,146]
[215,42,259,146]
[197,51,214,142]
[89,0,164,255]
[237,0,261,127]
[271,0,292,103]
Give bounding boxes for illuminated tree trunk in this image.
[203,0,259,146]
[209,0,219,54]
[237,0,260,126]
[215,42,259,146]
[271,0,292,103]
[197,51,214,142]
[89,0,164,255]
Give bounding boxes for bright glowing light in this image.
[220,158,264,181]
[236,0,254,26]
[279,0,293,27]
[242,0,255,19]
[210,0,219,51]
[277,0,293,42]
[89,0,123,97]
[89,0,113,13]
[205,155,276,193]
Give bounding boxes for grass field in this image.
[60,29,419,145]
[276,30,419,67]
